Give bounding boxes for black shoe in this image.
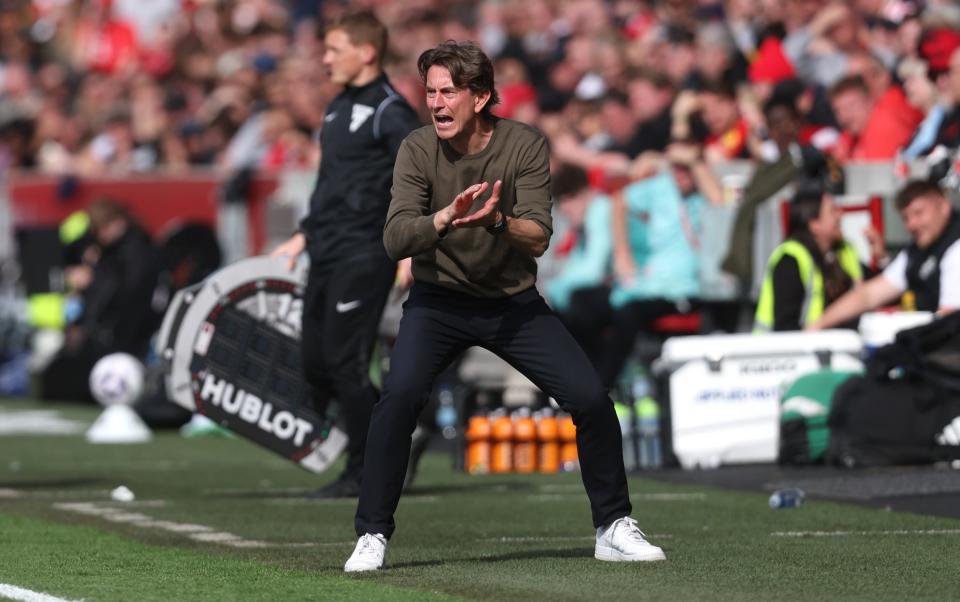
[307,475,361,499]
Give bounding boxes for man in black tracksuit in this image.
[271,11,420,498]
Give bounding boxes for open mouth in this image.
[434,115,454,126]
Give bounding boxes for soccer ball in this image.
[89,353,145,406]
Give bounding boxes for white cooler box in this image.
[653,330,863,469]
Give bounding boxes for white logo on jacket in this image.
[350,105,375,132]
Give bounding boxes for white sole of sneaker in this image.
[594,544,666,562]
[344,564,383,573]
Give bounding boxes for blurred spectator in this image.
[672,83,753,163]
[722,96,845,290]
[39,198,163,402]
[899,58,948,159]
[622,68,675,156]
[693,22,745,89]
[783,2,867,89]
[543,163,613,366]
[830,73,922,161]
[931,45,960,150]
[754,190,871,332]
[660,25,698,89]
[595,142,723,387]
[748,37,799,103]
[69,0,140,77]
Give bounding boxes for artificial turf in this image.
[2,399,960,601]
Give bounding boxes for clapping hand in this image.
[452,180,503,228]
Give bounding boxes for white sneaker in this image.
[344,533,388,572]
[595,517,666,562]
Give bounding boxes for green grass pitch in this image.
[2,399,959,601]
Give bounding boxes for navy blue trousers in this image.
[355,283,632,538]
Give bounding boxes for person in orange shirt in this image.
[830,72,923,161]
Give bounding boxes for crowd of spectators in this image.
[1,0,960,181]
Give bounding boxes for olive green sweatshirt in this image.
[383,118,553,297]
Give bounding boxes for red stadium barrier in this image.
[8,172,277,254]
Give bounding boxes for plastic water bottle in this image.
[631,371,650,400]
[636,396,662,469]
[436,385,457,440]
[615,401,637,471]
[768,488,806,509]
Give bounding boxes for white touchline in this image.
[0,583,82,602]
[771,529,960,537]
[52,502,317,548]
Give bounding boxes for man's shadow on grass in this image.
[207,480,536,499]
[383,547,595,570]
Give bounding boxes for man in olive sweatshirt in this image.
[344,40,666,572]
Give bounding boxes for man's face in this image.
[323,29,368,86]
[901,194,952,249]
[628,79,670,122]
[425,65,488,144]
[95,216,127,247]
[700,92,738,135]
[765,105,800,150]
[903,71,935,110]
[558,191,589,225]
[831,89,871,134]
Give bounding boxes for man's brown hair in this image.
[417,41,501,117]
[329,11,388,66]
[829,75,869,100]
[86,197,130,235]
[894,179,946,211]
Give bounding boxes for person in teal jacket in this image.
[543,164,613,365]
[596,143,720,387]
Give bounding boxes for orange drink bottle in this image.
[558,412,579,472]
[464,412,492,474]
[535,408,560,474]
[512,408,537,473]
[490,409,514,473]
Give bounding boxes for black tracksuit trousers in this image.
[301,256,395,479]
[355,282,632,538]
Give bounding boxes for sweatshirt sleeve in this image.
[383,137,442,260]
[513,134,553,240]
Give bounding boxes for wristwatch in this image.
[486,212,507,235]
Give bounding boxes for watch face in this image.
[158,256,346,473]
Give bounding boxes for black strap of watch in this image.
[486,212,507,235]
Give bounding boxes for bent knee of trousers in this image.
[380,375,432,414]
[557,384,611,418]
